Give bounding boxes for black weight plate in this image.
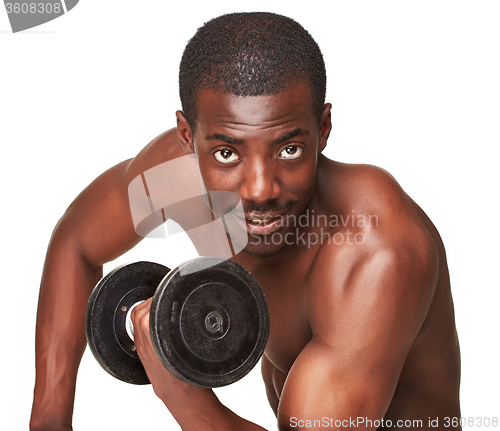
[150,257,269,388]
[85,261,170,385]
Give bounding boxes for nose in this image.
[239,158,281,205]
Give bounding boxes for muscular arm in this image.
[30,130,181,430]
[277,231,439,430]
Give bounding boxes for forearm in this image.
[30,231,102,430]
[131,300,268,431]
[156,384,267,431]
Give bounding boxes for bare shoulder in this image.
[54,128,184,265]
[123,128,186,181]
[309,158,440,331]
[317,156,438,248]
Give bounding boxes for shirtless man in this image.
[30,12,461,431]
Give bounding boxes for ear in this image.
[176,110,195,155]
[318,103,332,153]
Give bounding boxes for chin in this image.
[240,238,289,258]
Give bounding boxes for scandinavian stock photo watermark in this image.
[248,209,379,249]
[290,417,423,429]
[289,416,499,429]
[127,155,380,273]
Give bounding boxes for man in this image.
[30,12,461,431]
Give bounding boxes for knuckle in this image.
[130,306,139,321]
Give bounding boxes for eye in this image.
[279,145,303,160]
[214,148,240,164]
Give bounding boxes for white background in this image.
[1,1,499,429]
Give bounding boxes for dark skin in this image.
[30,82,460,430]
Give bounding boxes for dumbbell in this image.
[85,256,270,388]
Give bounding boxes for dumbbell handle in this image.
[125,300,145,342]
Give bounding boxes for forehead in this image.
[194,83,316,134]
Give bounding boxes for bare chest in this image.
[259,272,313,374]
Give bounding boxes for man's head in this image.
[176,13,331,258]
[179,12,326,129]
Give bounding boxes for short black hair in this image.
[179,12,326,129]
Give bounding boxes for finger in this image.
[130,297,152,324]
[133,297,153,314]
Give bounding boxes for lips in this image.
[244,212,286,235]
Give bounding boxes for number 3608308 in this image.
[5,3,62,14]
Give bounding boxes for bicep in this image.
[278,245,438,430]
[277,339,397,431]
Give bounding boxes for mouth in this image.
[243,211,288,235]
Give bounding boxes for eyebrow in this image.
[271,128,310,145]
[205,132,245,145]
[204,128,310,146]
